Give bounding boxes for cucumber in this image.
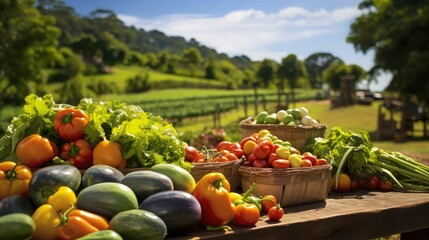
[77,182,138,219]
[150,164,195,193]
[0,213,35,240]
[76,230,123,240]
[109,209,167,240]
[82,165,125,188]
[121,170,173,203]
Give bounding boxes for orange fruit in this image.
[337,173,352,192]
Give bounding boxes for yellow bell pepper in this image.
[192,172,236,227]
[32,186,77,240]
[0,161,32,200]
[47,186,77,213]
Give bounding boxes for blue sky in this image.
[63,0,390,91]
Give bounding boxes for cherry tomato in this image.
[268,204,284,221]
[367,176,380,190]
[234,203,260,227]
[261,195,277,212]
[214,156,229,162]
[378,180,393,191]
[224,152,239,161]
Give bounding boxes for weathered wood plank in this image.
[170,190,429,240]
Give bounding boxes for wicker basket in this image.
[238,165,332,207]
[191,159,243,191]
[239,117,327,151]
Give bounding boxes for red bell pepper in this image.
[60,139,93,169]
[54,108,89,142]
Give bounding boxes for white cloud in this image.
[118,6,361,62]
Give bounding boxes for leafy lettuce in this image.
[0,94,190,170]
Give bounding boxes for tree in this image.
[256,59,277,88]
[304,53,341,88]
[0,0,61,104]
[183,47,202,76]
[277,54,307,107]
[347,0,429,105]
[322,62,366,89]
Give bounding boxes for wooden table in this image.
[170,190,429,240]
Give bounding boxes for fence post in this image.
[253,85,259,115]
[262,95,267,111]
[244,96,248,117]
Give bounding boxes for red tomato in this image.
[247,153,257,165]
[268,153,279,167]
[217,141,232,152]
[253,141,273,160]
[367,176,380,190]
[230,148,244,159]
[234,204,260,227]
[272,159,290,169]
[302,154,317,166]
[184,146,199,162]
[261,195,277,212]
[300,159,312,167]
[316,158,329,166]
[253,159,269,168]
[268,204,284,221]
[378,180,393,191]
[228,142,241,151]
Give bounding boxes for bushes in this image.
[126,72,152,93]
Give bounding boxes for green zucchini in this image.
[76,182,138,219]
[76,230,123,240]
[0,213,35,240]
[109,209,167,240]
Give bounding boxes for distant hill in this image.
[37,2,253,69]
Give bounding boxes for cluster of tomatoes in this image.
[240,130,329,168]
[15,108,126,170]
[184,141,244,163]
[335,173,394,192]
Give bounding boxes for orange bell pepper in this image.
[57,209,109,240]
[0,161,32,200]
[192,172,236,227]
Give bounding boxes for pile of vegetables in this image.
[307,127,429,192]
[254,107,320,127]
[0,94,190,170]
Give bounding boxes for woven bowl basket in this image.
[190,159,243,191]
[239,117,327,152]
[238,165,332,207]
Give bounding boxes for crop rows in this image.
[136,93,315,120]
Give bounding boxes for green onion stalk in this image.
[307,127,429,192]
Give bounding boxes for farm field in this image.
[1,84,428,159]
